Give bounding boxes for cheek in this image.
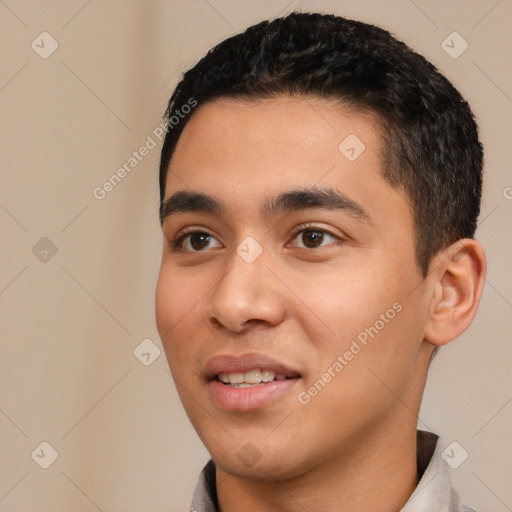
[292,265,399,346]
[157,259,205,314]
[290,256,424,385]
[155,263,207,357]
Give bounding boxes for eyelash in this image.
[288,223,343,248]
[171,223,344,252]
[171,226,210,250]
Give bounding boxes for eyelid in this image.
[289,222,345,241]
[172,226,222,250]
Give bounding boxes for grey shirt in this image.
[187,430,478,512]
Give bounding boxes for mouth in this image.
[216,368,298,388]
[205,353,302,411]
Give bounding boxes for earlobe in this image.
[424,239,486,346]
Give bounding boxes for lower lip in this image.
[208,378,299,411]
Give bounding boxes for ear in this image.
[424,238,486,346]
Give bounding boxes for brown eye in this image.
[189,233,211,250]
[302,230,324,248]
[290,227,340,249]
[175,231,222,252]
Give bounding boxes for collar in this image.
[190,430,477,512]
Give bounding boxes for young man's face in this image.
[156,96,435,479]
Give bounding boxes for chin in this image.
[210,440,319,482]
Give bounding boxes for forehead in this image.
[172,96,382,156]
[164,96,407,223]
[169,97,380,178]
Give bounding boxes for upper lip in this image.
[204,353,301,380]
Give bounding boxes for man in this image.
[155,12,486,512]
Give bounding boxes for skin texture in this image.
[155,96,486,512]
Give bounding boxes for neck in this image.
[216,421,419,512]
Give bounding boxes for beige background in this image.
[0,0,511,510]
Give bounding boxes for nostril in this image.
[208,317,224,329]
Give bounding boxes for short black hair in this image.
[159,12,483,276]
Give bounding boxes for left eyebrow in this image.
[261,187,372,223]
[159,186,372,225]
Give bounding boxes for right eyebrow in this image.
[159,190,224,224]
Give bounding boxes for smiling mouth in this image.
[216,368,299,388]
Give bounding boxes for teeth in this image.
[244,369,262,384]
[228,372,244,384]
[261,369,276,382]
[218,368,282,385]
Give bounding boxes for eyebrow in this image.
[160,187,371,224]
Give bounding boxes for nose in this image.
[205,249,286,334]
